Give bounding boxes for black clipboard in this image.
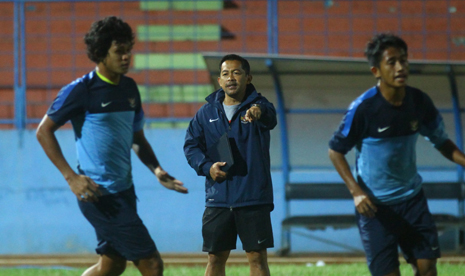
[207,133,235,172]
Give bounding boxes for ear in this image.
[217,76,221,86]
[246,74,253,84]
[370,66,380,78]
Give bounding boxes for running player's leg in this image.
[133,251,164,276]
[356,204,401,276]
[81,252,127,276]
[381,269,400,276]
[79,186,160,275]
[398,191,440,276]
[410,258,437,276]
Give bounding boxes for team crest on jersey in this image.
[128,98,136,108]
[410,120,419,131]
[240,116,249,124]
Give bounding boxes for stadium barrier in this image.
[280,182,465,255]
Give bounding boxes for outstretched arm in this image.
[132,129,188,194]
[36,115,101,202]
[437,139,465,166]
[328,148,377,218]
[244,101,277,129]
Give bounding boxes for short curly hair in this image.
[365,33,408,68]
[84,16,135,64]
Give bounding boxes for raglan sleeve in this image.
[47,82,86,126]
[419,93,448,149]
[328,101,365,155]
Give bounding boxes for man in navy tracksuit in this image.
[184,54,277,276]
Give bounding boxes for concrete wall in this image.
[0,128,460,254]
[0,128,286,254]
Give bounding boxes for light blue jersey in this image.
[47,71,144,194]
[329,86,448,204]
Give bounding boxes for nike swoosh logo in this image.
[101,101,112,107]
[378,126,390,132]
[431,246,439,250]
[209,118,219,123]
[258,239,267,244]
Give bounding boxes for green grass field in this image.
[1,263,465,276]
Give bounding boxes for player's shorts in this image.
[356,189,440,276]
[202,204,274,252]
[78,185,157,261]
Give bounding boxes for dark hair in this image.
[365,33,408,68]
[84,16,135,64]
[219,54,251,75]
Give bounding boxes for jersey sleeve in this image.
[419,93,448,148]
[47,81,86,126]
[329,102,366,154]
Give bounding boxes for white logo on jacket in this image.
[377,126,390,132]
[101,101,112,107]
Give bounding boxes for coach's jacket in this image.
[184,84,277,208]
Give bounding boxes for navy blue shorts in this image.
[356,190,440,276]
[202,204,274,252]
[78,185,157,261]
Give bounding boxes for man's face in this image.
[101,41,132,75]
[372,46,409,89]
[217,60,252,100]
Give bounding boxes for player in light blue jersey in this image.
[36,16,187,276]
[329,34,465,276]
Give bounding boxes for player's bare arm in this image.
[437,139,465,167]
[132,129,188,194]
[36,115,101,202]
[328,149,377,217]
[154,166,188,194]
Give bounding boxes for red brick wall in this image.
[1,0,464,124]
